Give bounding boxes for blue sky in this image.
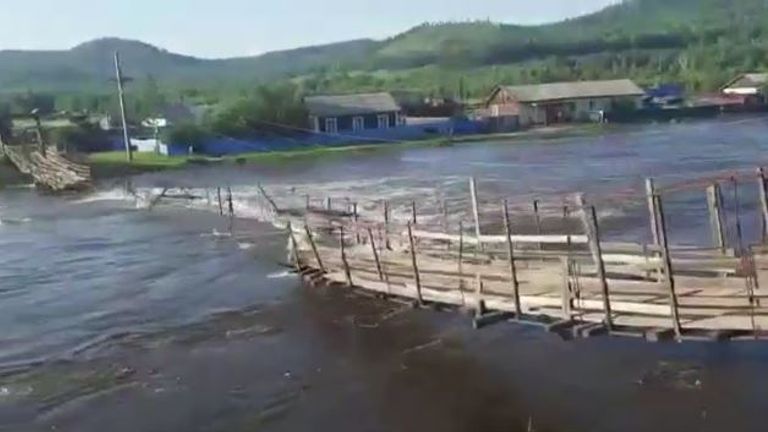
[0,0,618,58]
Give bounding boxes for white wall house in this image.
[722,73,768,96]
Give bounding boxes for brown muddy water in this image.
[3,117,768,431]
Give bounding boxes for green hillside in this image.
[2,0,768,96]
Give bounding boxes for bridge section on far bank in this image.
[0,138,92,192]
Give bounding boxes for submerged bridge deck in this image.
[270,173,768,343]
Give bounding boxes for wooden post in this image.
[758,168,768,242]
[367,228,384,281]
[411,200,417,225]
[304,224,325,273]
[706,184,727,253]
[645,178,661,246]
[326,197,332,211]
[353,202,360,244]
[383,201,391,250]
[113,51,133,162]
[440,198,449,232]
[469,177,483,250]
[287,221,301,271]
[561,257,572,318]
[407,222,424,304]
[227,186,234,217]
[339,226,353,287]
[216,187,224,216]
[533,199,542,250]
[503,200,522,317]
[458,221,466,304]
[305,194,311,211]
[32,114,46,157]
[654,194,683,337]
[577,195,613,330]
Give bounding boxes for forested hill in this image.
[2,0,768,94]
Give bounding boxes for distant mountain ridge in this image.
[1,0,768,93]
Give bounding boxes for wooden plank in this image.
[410,230,588,245]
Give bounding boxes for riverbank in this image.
[87,124,602,180]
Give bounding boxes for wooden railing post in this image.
[645,178,661,246]
[533,199,543,250]
[367,228,384,281]
[383,201,391,250]
[304,224,325,273]
[469,177,483,250]
[216,187,224,216]
[758,168,768,242]
[654,194,682,337]
[407,222,424,305]
[706,184,727,254]
[287,221,302,271]
[339,226,353,287]
[457,221,466,305]
[503,200,522,317]
[577,195,613,331]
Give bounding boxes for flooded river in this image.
[3,117,768,431]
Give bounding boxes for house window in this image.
[352,116,365,132]
[377,114,390,129]
[325,118,338,134]
[588,100,596,111]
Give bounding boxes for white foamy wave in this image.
[237,242,254,250]
[74,188,132,204]
[267,270,294,279]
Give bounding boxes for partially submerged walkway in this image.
[272,173,768,343]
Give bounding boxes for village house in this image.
[304,92,403,134]
[720,73,768,106]
[484,79,644,128]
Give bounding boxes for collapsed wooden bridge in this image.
[269,172,768,343]
[0,130,92,192]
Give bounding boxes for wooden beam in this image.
[503,200,522,316]
[384,201,391,250]
[654,194,682,337]
[411,200,417,225]
[706,184,727,253]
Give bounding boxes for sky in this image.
[0,0,619,58]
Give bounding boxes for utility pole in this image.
[114,51,133,162]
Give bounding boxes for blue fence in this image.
[167,118,490,157]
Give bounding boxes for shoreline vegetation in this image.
[86,124,602,180]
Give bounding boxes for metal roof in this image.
[499,79,644,103]
[305,92,401,117]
